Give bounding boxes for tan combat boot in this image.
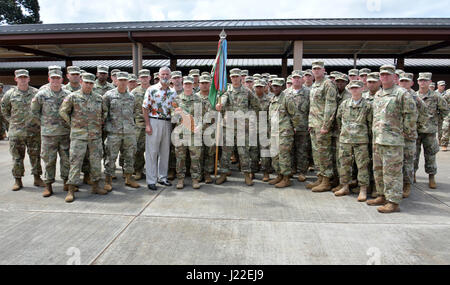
[176,178,184,189]
[349,179,358,189]
[192,179,200,189]
[269,174,283,185]
[104,175,113,192]
[358,185,368,202]
[442,146,447,152]
[125,174,140,188]
[12,178,23,191]
[249,173,255,180]
[429,174,436,189]
[403,183,411,198]
[306,175,322,189]
[83,173,93,185]
[215,173,227,185]
[377,202,400,213]
[91,181,108,195]
[370,183,378,198]
[134,172,143,180]
[334,184,350,197]
[275,175,291,188]
[367,195,386,206]
[65,185,76,203]
[244,172,254,186]
[167,169,176,181]
[34,175,46,187]
[262,172,270,182]
[204,173,213,184]
[42,183,53,197]
[312,176,332,192]
[297,173,307,182]
[63,179,69,192]
[332,184,343,193]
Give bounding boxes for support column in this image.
[353,54,357,69]
[293,40,303,71]
[170,58,177,71]
[65,59,73,68]
[132,42,143,75]
[281,57,288,79]
[396,57,405,70]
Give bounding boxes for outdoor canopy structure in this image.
[0,18,450,80]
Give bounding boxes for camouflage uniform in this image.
[439,90,450,147]
[414,90,448,175]
[199,92,216,176]
[285,86,310,175]
[93,79,114,164]
[219,85,260,175]
[372,85,416,204]
[1,86,42,178]
[332,87,351,178]
[309,77,338,179]
[172,92,205,180]
[63,83,81,93]
[31,87,71,184]
[436,89,446,145]
[103,88,137,176]
[269,87,301,176]
[0,88,7,136]
[131,85,149,175]
[336,97,372,186]
[59,89,105,186]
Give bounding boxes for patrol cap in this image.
[111,69,121,77]
[48,65,62,72]
[154,73,159,79]
[97,65,109,74]
[291,70,303,78]
[329,71,340,78]
[312,61,324,69]
[348,80,364,88]
[49,69,63,78]
[399,73,414,82]
[67,66,81,75]
[138,69,151,77]
[286,76,292,84]
[230,68,241,77]
[199,75,211,83]
[254,80,265,87]
[241,70,249,76]
[271,78,285,87]
[171,71,182,78]
[379,64,396,75]
[430,82,435,87]
[80,69,87,75]
[335,73,349,82]
[15,69,29,78]
[253,73,261,79]
[348,69,359,76]
[418,72,432,81]
[245,76,254,82]
[395,69,405,77]
[262,73,270,77]
[269,74,277,79]
[437,81,446,86]
[303,69,313,76]
[82,73,96,83]
[359,68,371,76]
[201,72,210,76]
[183,76,194,84]
[367,72,380,82]
[128,74,137,81]
[189,69,200,76]
[115,71,128,80]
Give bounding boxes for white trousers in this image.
[145,118,172,185]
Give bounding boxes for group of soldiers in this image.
[0,61,448,214]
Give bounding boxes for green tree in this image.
[0,0,42,24]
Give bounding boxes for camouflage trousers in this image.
[169,123,177,171]
[9,135,42,178]
[438,115,443,145]
[332,136,339,179]
[414,133,439,175]
[134,127,146,174]
[41,135,70,184]
[176,145,202,179]
[272,135,294,176]
[403,139,416,184]
[373,144,403,204]
[338,143,370,186]
[250,134,272,173]
[105,134,137,176]
[441,118,450,147]
[310,128,334,178]
[201,145,216,174]
[291,131,310,175]
[68,138,103,186]
[220,129,251,174]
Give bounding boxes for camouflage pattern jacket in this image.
[269,91,301,137]
[336,97,373,144]
[285,87,310,133]
[417,90,449,134]
[103,88,136,135]
[308,78,338,131]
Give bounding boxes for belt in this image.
[150,116,171,121]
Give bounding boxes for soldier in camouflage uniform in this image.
[268,78,301,188]
[436,81,446,145]
[103,72,140,191]
[31,69,71,197]
[359,68,371,92]
[172,76,205,189]
[167,71,183,181]
[250,79,272,181]
[215,68,260,186]
[38,66,62,91]
[189,69,201,93]
[131,69,151,180]
[414,73,449,189]
[306,61,338,192]
[441,89,450,151]
[0,82,6,139]
[59,73,109,203]
[285,70,310,182]
[335,80,372,202]
[367,65,417,213]
[1,69,45,191]
[399,72,427,198]
[63,66,82,93]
